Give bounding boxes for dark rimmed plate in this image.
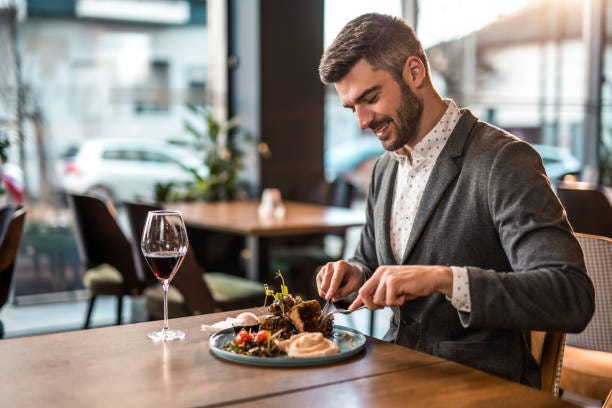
[208,325,366,367]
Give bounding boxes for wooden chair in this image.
[0,207,25,338]
[530,330,566,396]
[123,201,264,319]
[556,181,612,238]
[560,233,612,401]
[0,205,15,242]
[603,389,612,408]
[69,194,146,328]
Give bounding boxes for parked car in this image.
[55,138,205,202]
[325,137,582,195]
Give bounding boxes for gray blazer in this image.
[350,109,595,387]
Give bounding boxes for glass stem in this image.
[162,280,169,331]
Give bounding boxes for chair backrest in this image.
[330,177,357,209]
[603,389,612,408]
[530,330,566,396]
[0,207,26,309]
[123,201,217,314]
[0,205,15,245]
[69,194,143,294]
[124,201,162,287]
[568,233,612,353]
[556,182,612,238]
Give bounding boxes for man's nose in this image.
[355,105,373,130]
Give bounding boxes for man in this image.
[316,13,594,387]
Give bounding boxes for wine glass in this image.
[141,210,189,341]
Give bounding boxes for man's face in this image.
[335,59,423,151]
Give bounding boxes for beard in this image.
[373,81,423,151]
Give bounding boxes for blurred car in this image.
[325,137,581,195]
[533,144,581,180]
[55,138,206,202]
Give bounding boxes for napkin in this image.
[201,317,236,335]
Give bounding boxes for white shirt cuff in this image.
[447,266,471,312]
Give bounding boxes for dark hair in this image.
[319,13,429,85]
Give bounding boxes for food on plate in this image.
[258,296,333,338]
[221,271,337,358]
[223,328,281,357]
[288,300,326,333]
[258,313,293,334]
[278,332,339,358]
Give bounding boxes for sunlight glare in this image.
[418,0,530,48]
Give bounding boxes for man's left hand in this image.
[349,265,453,310]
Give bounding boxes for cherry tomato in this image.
[254,330,270,343]
[235,330,252,346]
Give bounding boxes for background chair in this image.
[560,233,612,401]
[270,177,358,296]
[530,330,566,396]
[556,181,612,237]
[124,201,264,319]
[69,194,146,328]
[0,205,14,242]
[604,389,612,408]
[0,206,26,338]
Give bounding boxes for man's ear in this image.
[402,56,426,88]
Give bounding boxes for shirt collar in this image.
[392,99,461,165]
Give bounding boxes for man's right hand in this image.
[316,260,364,301]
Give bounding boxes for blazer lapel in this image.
[401,109,478,264]
[375,156,399,265]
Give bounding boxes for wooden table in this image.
[167,200,365,281]
[0,309,575,407]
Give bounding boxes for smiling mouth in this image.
[372,121,391,138]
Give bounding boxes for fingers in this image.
[316,263,333,298]
[361,267,410,308]
[348,296,364,311]
[375,271,404,306]
[319,264,436,308]
[356,268,381,309]
[316,261,363,301]
[316,261,347,300]
[326,262,347,300]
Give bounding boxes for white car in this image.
[56,138,205,202]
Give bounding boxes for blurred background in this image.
[0,0,608,309]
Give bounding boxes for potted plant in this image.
[155,104,256,202]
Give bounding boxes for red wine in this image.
[144,252,183,280]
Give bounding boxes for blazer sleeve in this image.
[464,141,594,333]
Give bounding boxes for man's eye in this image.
[366,95,378,104]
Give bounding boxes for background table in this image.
[168,200,365,280]
[0,309,575,407]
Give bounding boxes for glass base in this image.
[147,328,185,341]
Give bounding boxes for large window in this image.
[1,0,207,302]
[601,1,612,185]
[323,0,402,186]
[324,0,589,193]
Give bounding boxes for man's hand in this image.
[316,260,364,301]
[349,265,453,310]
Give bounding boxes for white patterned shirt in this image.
[389,100,471,312]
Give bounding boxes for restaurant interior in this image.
[0,0,612,406]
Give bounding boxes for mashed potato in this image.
[278,332,339,358]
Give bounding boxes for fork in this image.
[319,300,366,323]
